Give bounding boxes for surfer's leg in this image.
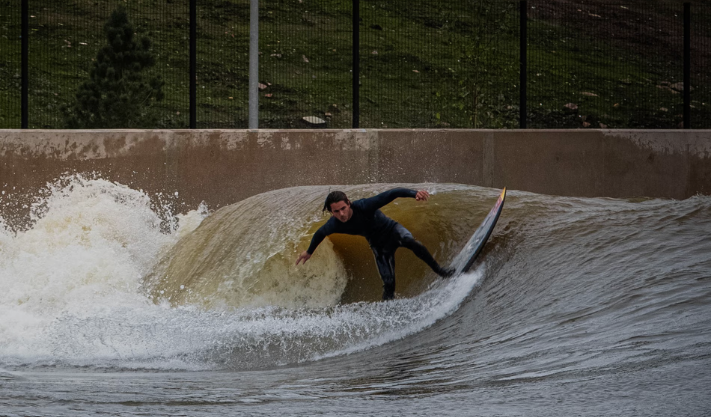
[395,224,454,278]
[372,246,396,300]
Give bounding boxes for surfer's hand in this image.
[415,190,430,201]
[296,251,311,265]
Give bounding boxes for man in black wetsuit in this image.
[295,188,454,300]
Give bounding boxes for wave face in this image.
[1,179,710,415]
[0,181,495,370]
[143,184,489,309]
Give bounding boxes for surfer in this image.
[296,188,454,300]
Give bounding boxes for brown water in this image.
[1,179,710,416]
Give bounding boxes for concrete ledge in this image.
[1,129,710,218]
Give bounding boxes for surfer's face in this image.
[329,200,353,222]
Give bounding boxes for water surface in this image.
[1,178,709,415]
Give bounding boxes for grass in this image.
[527,17,687,128]
[0,0,708,129]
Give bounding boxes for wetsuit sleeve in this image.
[306,221,335,254]
[360,188,417,212]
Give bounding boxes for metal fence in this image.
[1,0,709,129]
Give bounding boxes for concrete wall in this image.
[1,129,710,221]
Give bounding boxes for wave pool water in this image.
[1,177,710,416]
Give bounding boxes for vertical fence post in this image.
[190,0,196,129]
[21,0,28,129]
[683,2,690,129]
[352,0,360,128]
[248,0,259,129]
[519,1,527,129]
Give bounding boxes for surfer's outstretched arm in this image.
[296,222,333,265]
[361,188,429,211]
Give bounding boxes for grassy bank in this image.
[0,0,708,129]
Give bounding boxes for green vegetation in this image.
[63,6,165,128]
[0,0,708,129]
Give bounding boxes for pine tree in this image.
[64,6,164,128]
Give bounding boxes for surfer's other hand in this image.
[415,190,430,201]
[296,251,311,265]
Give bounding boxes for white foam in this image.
[314,268,484,361]
[0,180,482,371]
[0,176,207,365]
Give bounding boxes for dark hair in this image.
[323,190,349,212]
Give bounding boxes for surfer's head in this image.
[324,191,352,222]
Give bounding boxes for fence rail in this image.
[1,0,709,129]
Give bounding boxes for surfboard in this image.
[452,187,507,274]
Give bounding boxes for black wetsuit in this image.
[307,188,448,300]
